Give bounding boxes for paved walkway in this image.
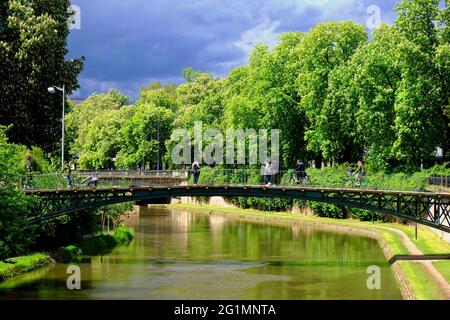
[374,225,450,300]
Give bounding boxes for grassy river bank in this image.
[0,226,134,281]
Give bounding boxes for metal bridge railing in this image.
[19,169,449,193]
[428,175,450,189]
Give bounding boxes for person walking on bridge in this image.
[192,160,201,185]
[353,160,365,187]
[63,161,72,188]
[263,160,272,186]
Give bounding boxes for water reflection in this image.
[0,205,402,300]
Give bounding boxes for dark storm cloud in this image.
[67,0,398,98]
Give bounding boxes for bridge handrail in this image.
[18,169,449,193]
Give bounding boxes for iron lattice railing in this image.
[20,169,448,192]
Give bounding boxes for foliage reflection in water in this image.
[0,205,402,300]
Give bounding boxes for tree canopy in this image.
[58,0,450,171]
[0,0,84,151]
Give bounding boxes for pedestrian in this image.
[25,153,33,189]
[92,171,99,187]
[63,161,72,188]
[353,160,365,187]
[192,160,201,185]
[295,160,306,183]
[264,160,272,186]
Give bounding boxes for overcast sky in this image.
[67,0,399,99]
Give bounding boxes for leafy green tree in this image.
[437,0,450,155]
[223,33,307,168]
[0,126,36,261]
[77,108,134,170]
[139,83,178,112]
[297,21,367,163]
[352,26,404,169]
[392,0,448,166]
[116,103,175,169]
[0,0,84,151]
[324,25,403,169]
[66,90,129,164]
[175,71,225,129]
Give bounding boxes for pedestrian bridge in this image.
[25,182,450,233]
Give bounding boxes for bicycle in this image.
[342,175,357,188]
[292,171,311,187]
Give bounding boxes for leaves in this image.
[0,0,84,151]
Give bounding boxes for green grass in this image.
[398,261,446,300]
[378,224,450,256]
[0,253,53,281]
[432,261,450,284]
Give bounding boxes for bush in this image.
[113,226,134,244]
[79,235,111,255]
[79,227,134,255]
[349,208,385,222]
[309,202,347,219]
[58,245,82,263]
[245,197,293,211]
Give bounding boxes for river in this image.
[0,205,402,300]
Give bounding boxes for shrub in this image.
[309,202,347,219]
[113,226,134,244]
[79,236,111,255]
[58,245,82,263]
[349,208,385,222]
[78,227,134,255]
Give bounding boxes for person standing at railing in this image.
[62,161,72,188]
[24,152,33,189]
[192,160,201,185]
[353,160,365,187]
[263,160,272,186]
[295,160,306,183]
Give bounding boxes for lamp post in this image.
[48,85,65,168]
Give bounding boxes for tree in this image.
[139,82,178,112]
[0,126,36,261]
[324,25,403,169]
[116,103,175,169]
[0,0,84,152]
[175,71,225,130]
[77,108,133,170]
[297,21,367,163]
[223,33,307,168]
[437,0,450,156]
[66,90,129,164]
[353,26,404,169]
[392,0,448,166]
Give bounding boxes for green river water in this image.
[0,205,402,299]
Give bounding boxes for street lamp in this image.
[48,85,66,168]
